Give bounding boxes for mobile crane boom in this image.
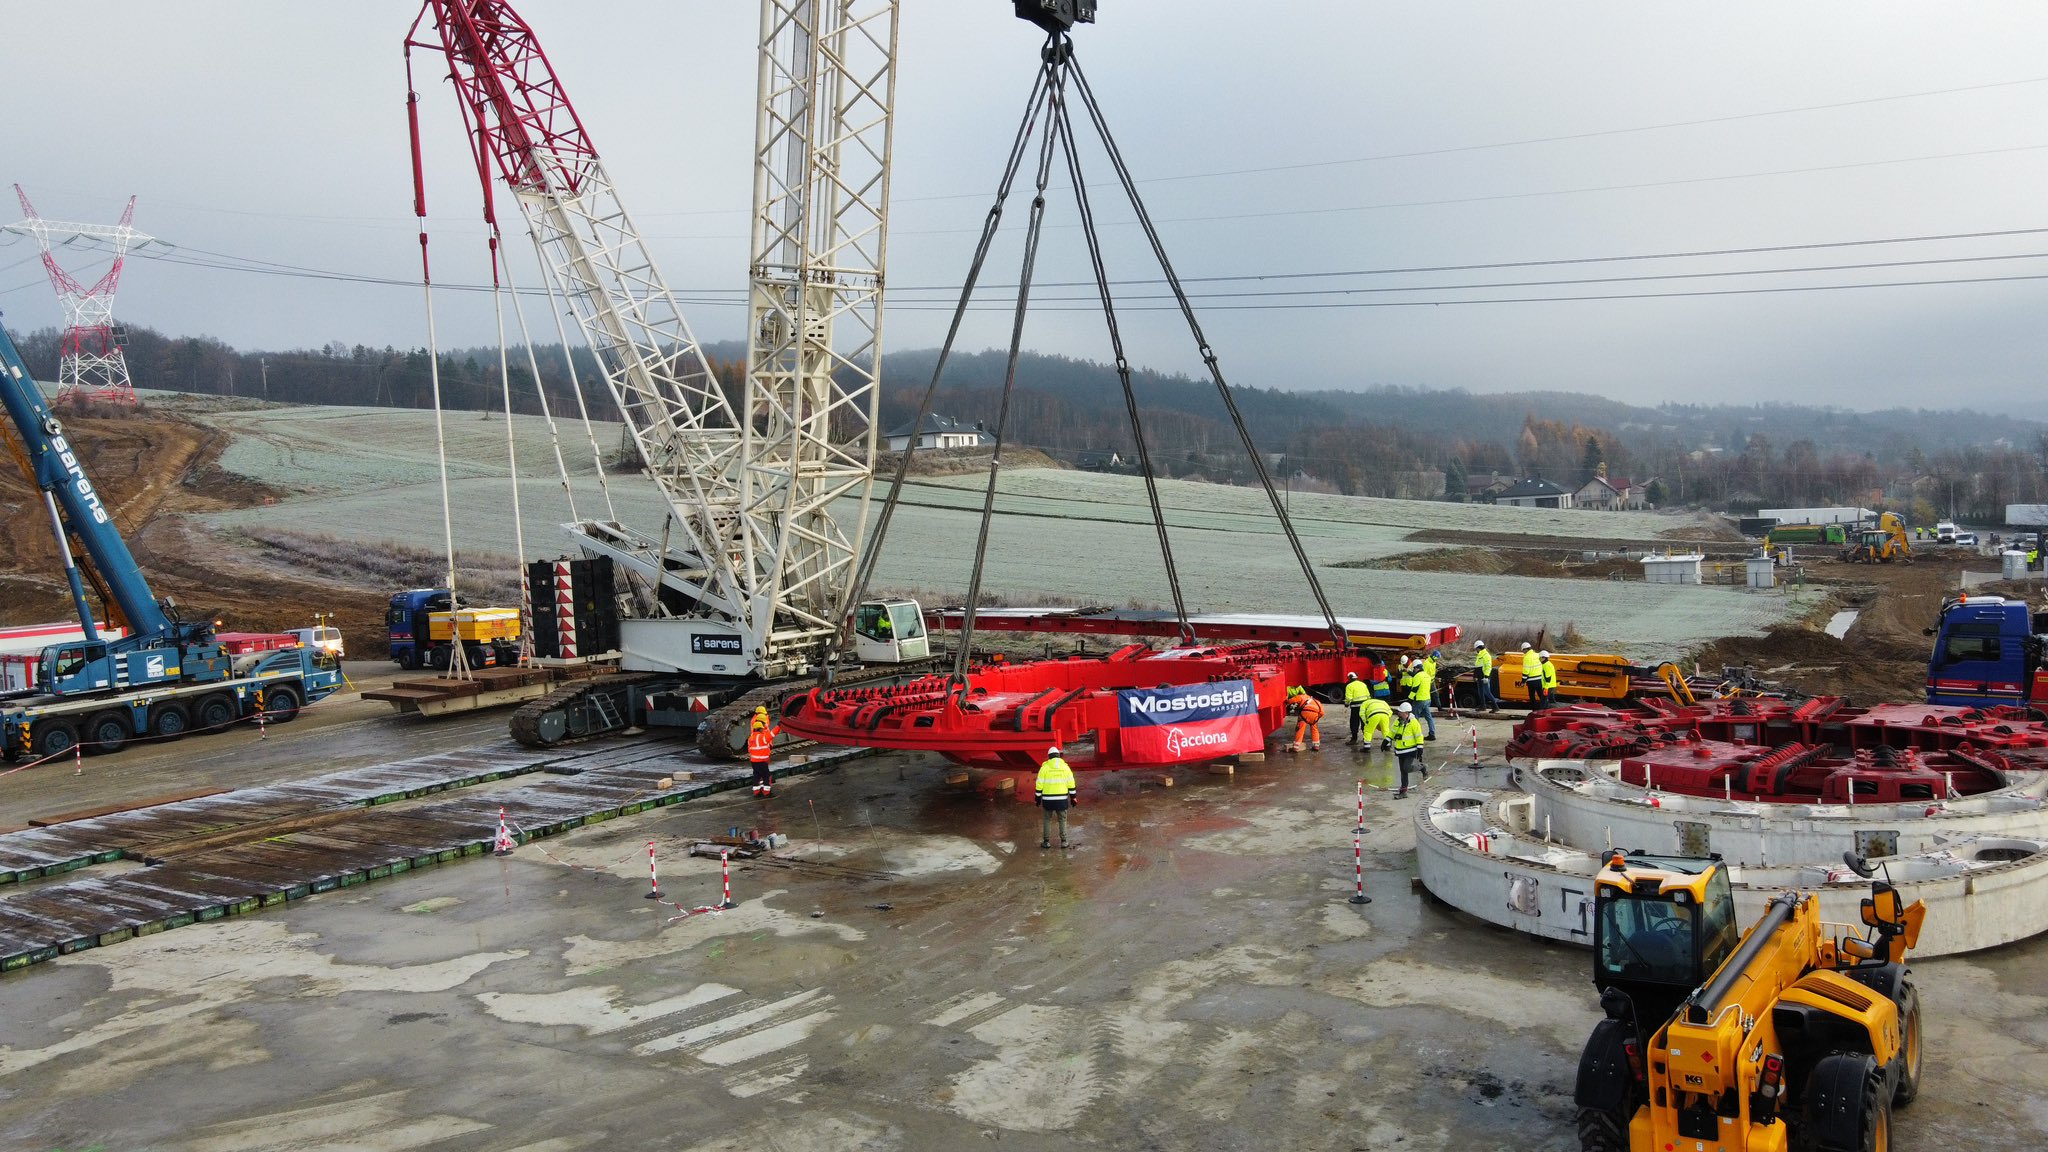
[0,318,343,761]
[0,319,171,641]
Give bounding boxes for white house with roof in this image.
[1492,477,1574,509]
[883,414,994,452]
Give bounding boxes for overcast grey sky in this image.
[6,1,2048,410]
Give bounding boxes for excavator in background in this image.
[1844,511,1912,565]
[1573,852,1924,1152]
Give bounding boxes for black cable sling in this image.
[848,28,1351,686]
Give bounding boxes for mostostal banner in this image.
[1116,679,1263,763]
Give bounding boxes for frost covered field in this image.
[207,404,622,494]
[194,407,1809,659]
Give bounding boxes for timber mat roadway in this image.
[1,695,2044,1148]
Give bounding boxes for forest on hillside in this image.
[14,322,2046,521]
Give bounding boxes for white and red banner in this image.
[1117,679,1263,764]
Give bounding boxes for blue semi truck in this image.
[0,319,343,760]
[1924,594,2048,710]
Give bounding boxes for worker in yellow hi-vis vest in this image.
[1035,745,1077,850]
[1391,702,1428,797]
[1358,694,1395,753]
[1472,639,1499,713]
[1519,641,1542,703]
[1343,672,1371,744]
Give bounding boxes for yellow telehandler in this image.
[1573,851,1925,1152]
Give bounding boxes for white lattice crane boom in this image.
[409,0,897,678]
[744,0,900,667]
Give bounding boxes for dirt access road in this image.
[0,399,398,652]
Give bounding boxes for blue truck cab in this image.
[387,589,445,670]
[1925,594,2047,708]
[42,634,228,697]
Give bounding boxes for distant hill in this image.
[17,322,2044,518]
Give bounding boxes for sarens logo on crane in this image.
[47,431,110,525]
[1116,678,1262,764]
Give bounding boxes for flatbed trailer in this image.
[928,607,1461,651]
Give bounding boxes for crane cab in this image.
[852,599,928,664]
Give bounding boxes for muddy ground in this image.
[2,728,2042,1150]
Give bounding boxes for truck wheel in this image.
[1892,980,1921,1107]
[195,693,238,733]
[148,704,191,742]
[465,643,488,670]
[429,646,451,672]
[30,718,79,760]
[264,682,303,723]
[82,710,130,755]
[1801,1051,1886,1152]
[398,648,421,672]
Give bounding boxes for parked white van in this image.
[291,625,345,659]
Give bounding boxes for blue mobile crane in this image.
[0,319,343,760]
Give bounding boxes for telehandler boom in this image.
[1574,852,1925,1152]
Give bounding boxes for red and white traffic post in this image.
[1349,780,1371,905]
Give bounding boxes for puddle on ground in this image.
[1825,609,1859,639]
[1,921,524,1080]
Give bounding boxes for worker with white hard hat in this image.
[1472,639,1499,713]
[1520,641,1543,703]
[1391,701,1428,797]
[1343,671,1371,745]
[1539,650,1559,706]
[1035,744,1077,850]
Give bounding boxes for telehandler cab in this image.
[1574,851,1925,1152]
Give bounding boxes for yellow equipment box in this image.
[427,607,522,644]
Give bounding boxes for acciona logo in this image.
[1165,727,1232,757]
[1127,685,1251,715]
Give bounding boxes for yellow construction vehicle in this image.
[1572,852,1925,1152]
[1844,511,1912,564]
[1449,653,1699,708]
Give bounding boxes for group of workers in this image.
[752,641,1568,828]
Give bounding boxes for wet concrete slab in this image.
[0,721,2042,1150]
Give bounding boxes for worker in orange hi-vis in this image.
[747,706,780,798]
[1284,686,1324,752]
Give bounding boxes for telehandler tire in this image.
[1892,980,1922,1107]
[1572,1018,1634,1152]
[1574,1108,1626,1152]
[1802,1051,1889,1152]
